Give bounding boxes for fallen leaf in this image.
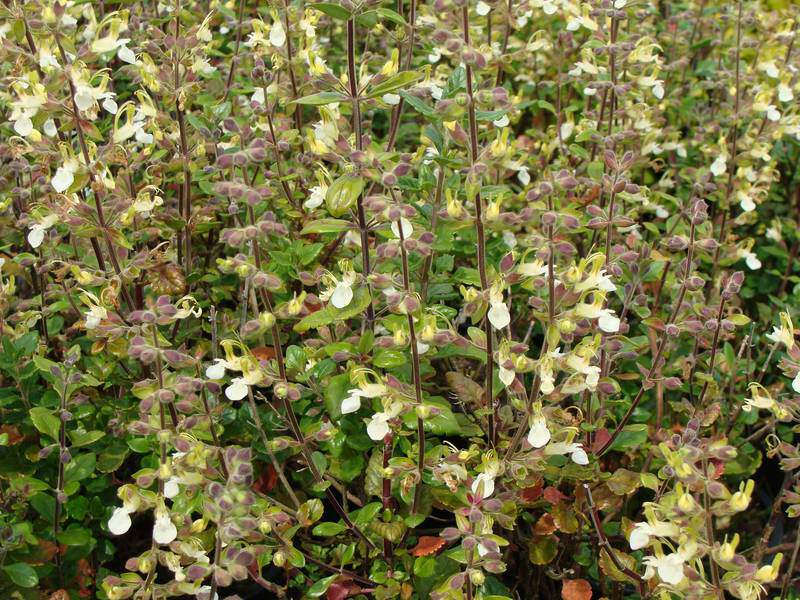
[543,486,568,505]
[520,481,543,502]
[411,536,445,557]
[534,513,557,535]
[562,578,592,600]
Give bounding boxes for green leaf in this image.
[366,71,423,99]
[352,501,382,528]
[361,7,406,26]
[57,526,92,546]
[3,563,38,588]
[291,91,348,106]
[310,2,352,19]
[64,452,96,484]
[399,91,435,118]
[29,407,61,441]
[68,429,105,447]
[294,286,372,332]
[608,424,648,451]
[312,522,347,536]
[414,556,438,577]
[308,574,339,597]
[301,218,352,234]
[373,349,407,368]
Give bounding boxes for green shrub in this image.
[1,0,800,599]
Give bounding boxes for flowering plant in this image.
[2,0,800,599]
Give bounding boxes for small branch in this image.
[583,484,646,597]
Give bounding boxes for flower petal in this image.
[330,282,353,308]
[225,378,249,401]
[108,506,132,535]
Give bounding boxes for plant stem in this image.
[396,217,426,515]
[583,484,646,597]
[346,18,375,330]
[462,4,495,447]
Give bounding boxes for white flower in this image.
[570,445,589,465]
[52,162,78,193]
[428,47,441,63]
[476,1,491,15]
[653,81,665,100]
[341,383,385,415]
[539,359,555,395]
[779,83,794,103]
[517,165,530,185]
[74,86,95,111]
[526,416,551,448]
[43,119,57,137]
[598,309,621,333]
[108,506,133,535]
[270,20,286,47]
[741,250,761,270]
[560,121,575,140]
[503,230,517,249]
[225,377,249,401]
[206,359,228,380]
[471,472,495,498]
[493,114,510,128]
[321,271,357,308]
[102,97,118,114]
[341,389,363,414]
[85,305,107,329]
[630,522,653,550]
[792,372,800,395]
[710,156,727,177]
[740,195,756,212]
[331,281,354,308]
[629,520,679,550]
[518,260,547,278]
[488,302,510,329]
[382,93,401,105]
[498,365,515,387]
[118,43,136,64]
[766,313,794,349]
[765,105,781,122]
[643,553,685,585]
[367,411,391,441]
[305,185,326,209]
[28,214,58,248]
[390,217,413,240]
[164,477,181,499]
[153,512,177,545]
[28,224,47,248]
[545,442,589,465]
[13,115,34,137]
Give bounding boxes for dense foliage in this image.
[2,0,800,598]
